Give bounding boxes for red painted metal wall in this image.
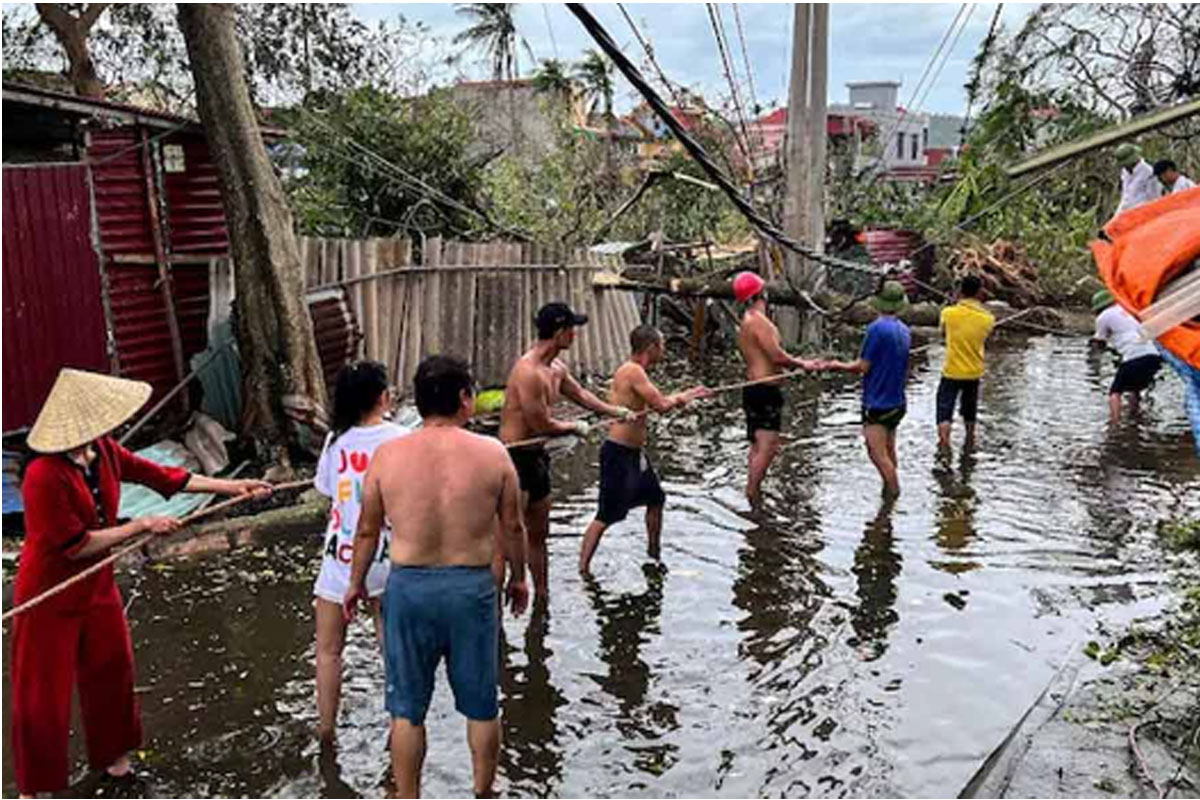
[162,134,229,257]
[2,164,109,431]
[88,128,155,255]
[87,127,215,398]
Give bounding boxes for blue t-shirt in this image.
[860,316,911,410]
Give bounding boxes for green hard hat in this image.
[1114,143,1141,169]
[1091,289,1115,312]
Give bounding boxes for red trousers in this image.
[10,581,141,795]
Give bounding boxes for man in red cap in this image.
[733,272,824,504]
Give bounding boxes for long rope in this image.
[2,480,313,623]
[503,305,1059,450]
[566,3,887,281]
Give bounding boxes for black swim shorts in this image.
[743,384,784,441]
[1110,354,1161,395]
[509,444,551,503]
[596,440,666,525]
[936,378,980,424]
[862,405,906,429]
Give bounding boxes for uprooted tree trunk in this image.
[35,3,109,98]
[177,4,327,473]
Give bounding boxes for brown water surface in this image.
[4,336,1198,797]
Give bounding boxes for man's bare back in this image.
[366,426,520,567]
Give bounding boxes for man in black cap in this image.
[499,302,634,603]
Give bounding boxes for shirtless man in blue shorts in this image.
[345,355,529,799]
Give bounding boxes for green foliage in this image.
[481,126,616,245]
[531,58,573,96]
[1,3,449,113]
[481,113,750,247]
[575,48,615,119]
[1158,517,1200,553]
[284,87,484,238]
[644,147,751,244]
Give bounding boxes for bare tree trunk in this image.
[35,3,109,98]
[177,4,327,468]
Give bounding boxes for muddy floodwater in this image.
[4,334,1199,798]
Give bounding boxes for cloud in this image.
[351,3,1036,115]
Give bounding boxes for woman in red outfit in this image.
[10,368,272,797]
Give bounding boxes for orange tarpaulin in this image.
[1090,186,1200,369]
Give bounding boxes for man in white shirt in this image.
[1153,159,1197,194]
[1113,143,1162,218]
[1091,289,1162,423]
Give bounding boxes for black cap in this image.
[535,302,588,339]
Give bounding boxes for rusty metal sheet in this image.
[2,164,109,431]
[307,287,361,395]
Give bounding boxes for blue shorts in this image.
[382,565,498,724]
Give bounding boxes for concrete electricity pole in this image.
[782,2,828,345]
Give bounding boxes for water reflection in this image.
[584,565,679,776]
[931,450,982,575]
[4,338,1198,799]
[849,498,902,660]
[499,605,566,796]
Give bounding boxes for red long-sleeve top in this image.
[15,436,190,615]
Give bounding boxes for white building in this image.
[829,80,930,176]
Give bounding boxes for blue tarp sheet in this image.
[2,442,210,520]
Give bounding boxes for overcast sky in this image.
[352,2,1036,117]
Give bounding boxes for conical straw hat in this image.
[27,369,152,453]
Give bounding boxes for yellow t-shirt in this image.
[940,299,995,379]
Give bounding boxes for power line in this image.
[566,3,888,279]
[961,4,1005,147]
[705,3,754,164]
[860,3,969,180]
[911,2,976,115]
[731,2,765,157]
[732,4,760,118]
[542,3,559,59]
[616,3,687,108]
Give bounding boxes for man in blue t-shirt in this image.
[826,281,912,495]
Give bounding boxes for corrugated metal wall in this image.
[87,127,215,398]
[2,164,110,430]
[162,134,228,257]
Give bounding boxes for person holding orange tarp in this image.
[1091,183,1200,453]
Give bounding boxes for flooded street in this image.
[4,334,1198,798]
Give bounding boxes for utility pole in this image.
[782,3,828,346]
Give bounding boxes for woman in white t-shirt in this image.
[313,361,408,743]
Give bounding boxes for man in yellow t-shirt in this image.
[937,275,995,450]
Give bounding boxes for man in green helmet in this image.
[1090,289,1162,423]
[1113,142,1161,218]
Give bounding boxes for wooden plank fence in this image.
[299,237,637,394]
